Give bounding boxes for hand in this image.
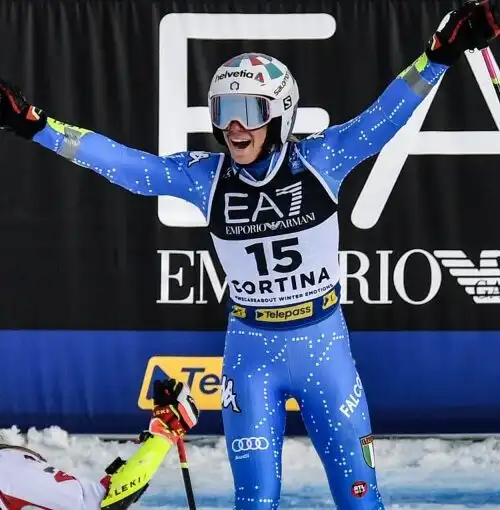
[148,379,200,442]
[426,0,500,66]
[0,78,47,139]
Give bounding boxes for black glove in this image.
[426,0,500,66]
[0,79,47,139]
[151,378,200,434]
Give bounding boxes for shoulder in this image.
[291,127,343,170]
[160,150,226,174]
[295,128,341,153]
[161,150,224,165]
[0,444,46,461]
[185,150,225,170]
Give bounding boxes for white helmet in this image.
[208,53,299,147]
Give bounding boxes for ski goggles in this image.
[210,94,273,131]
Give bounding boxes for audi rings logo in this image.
[231,437,270,452]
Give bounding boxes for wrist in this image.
[149,416,183,445]
[14,105,47,139]
[425,36,462,66]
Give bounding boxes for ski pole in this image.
[177,438,197,510]
[481,46,500,101]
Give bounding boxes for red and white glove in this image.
[147,378,200,443]
[0,78,47,139]
[426,0,500,66]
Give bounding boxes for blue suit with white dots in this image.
[32,54,447,509]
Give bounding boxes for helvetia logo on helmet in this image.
[215,70,264,83]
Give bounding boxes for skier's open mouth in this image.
[231,139,252,150]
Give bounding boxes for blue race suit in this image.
[33,53,447,509]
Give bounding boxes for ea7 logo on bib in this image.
[224,182,316,235]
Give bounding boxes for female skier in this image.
[0,1,497,508]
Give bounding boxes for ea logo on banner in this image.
[157,13,334,227]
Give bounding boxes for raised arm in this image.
[0,81,223,217]
[297,0,500,200]
[100,379,199,510]
[296,53,446,199]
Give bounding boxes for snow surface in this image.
[2,426,500,509]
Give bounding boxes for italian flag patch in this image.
[360,435,375,468]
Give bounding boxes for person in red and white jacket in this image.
[0,379,199,510]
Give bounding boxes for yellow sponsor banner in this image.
[138,356,299,411]
[255,302,313,323]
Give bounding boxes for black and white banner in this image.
[0,0,499,435]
